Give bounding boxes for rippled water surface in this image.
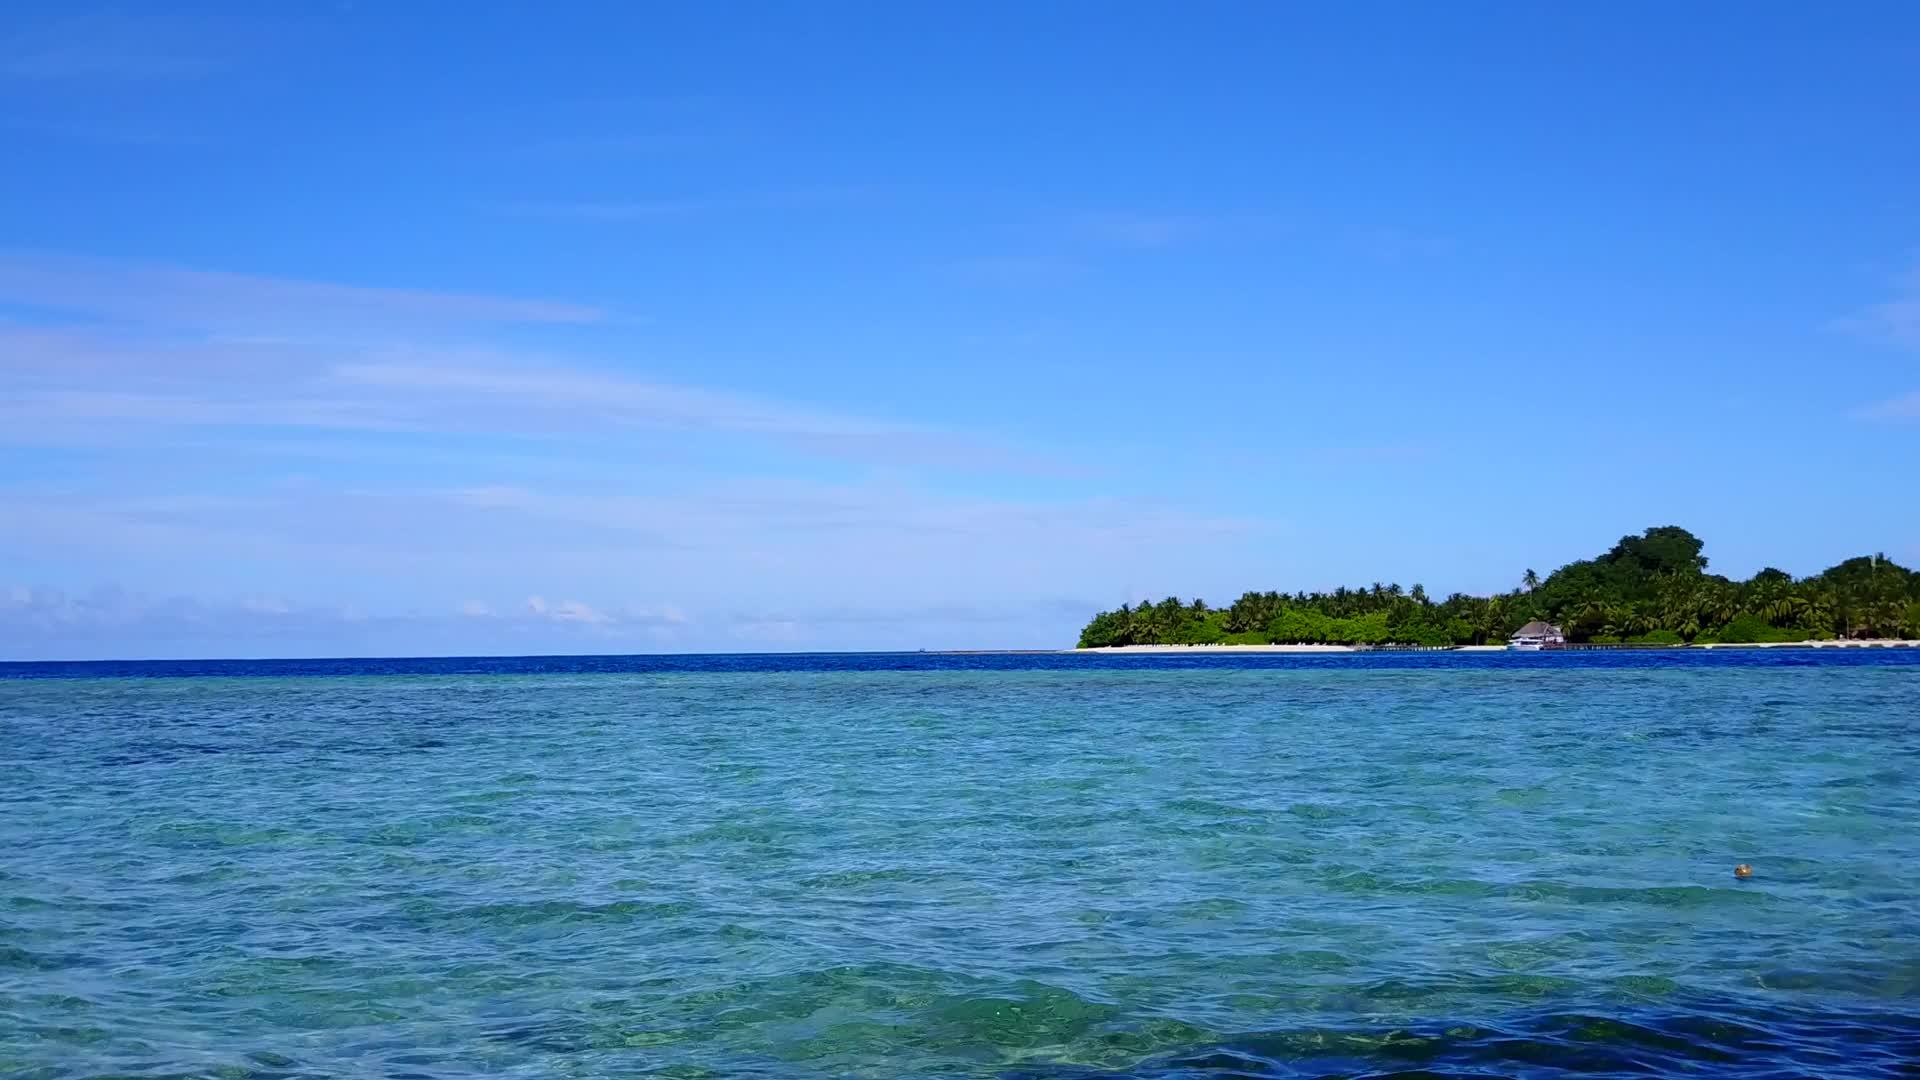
[4,651,1918,1079]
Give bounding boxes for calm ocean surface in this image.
[4,651,1918,1079]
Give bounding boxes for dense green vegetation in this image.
[1077,526,1920,648]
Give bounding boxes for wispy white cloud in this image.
[1302,444,1436,463]
[0,585,694,660]
[3,389,414,433]
[524,596,686,628]
[1840,264,1920,350]
[1854,390,1920,421]
[491,198,724,221]
[0,578,1090,659]
[1343,225,1454,263]
[332,360,930,440]
[725,605,1037,646]
[0,14,216,81]
[0,585,359,649]
[426,482,1256,566]
[0,321,1056,470]
[0,471,1260,656]
[0,252,605,332]
[1,587,685,639]
[730,604,1027,630]
[519,133,728,157]
[950,209,1283,287]
[0,246,1135,657]
[482,93,744,128]
[0,117,211,148]
[524,595,613,625]
[1073,213,1216,250]
[0,481,1257,603]
[943,255,1084,287]
[491,187,867,222]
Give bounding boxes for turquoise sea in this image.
[3,651,1918,1078]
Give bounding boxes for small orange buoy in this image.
[1733,863,1753,879]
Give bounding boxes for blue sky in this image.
[2,2,1917,659]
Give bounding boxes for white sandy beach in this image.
[1073,644,1503,654]
[1073,640,1917,654]
[1690,639,1919,649]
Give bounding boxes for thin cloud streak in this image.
[493,199,719,221]
[1074,212,1214,250]
[0,13,216,80]
[2,482,1258,585]
[0,585,693,661]
[492,186,869,222]
[2,390,413,432]
[1855,390,1920,421]
[0,252,605,332]
[0,477,1256,656]
[431,482,1255,550]
[0,321,1064,472]
[0,117,212,147]
[333,361,933,439]
[0,580,1082,660]
[519,133,728,156]
[944,255,1084,287]
[1840,264,1920,350]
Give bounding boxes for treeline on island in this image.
[1077,527,1920,648]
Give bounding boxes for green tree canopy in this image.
[1076,526,1918,648]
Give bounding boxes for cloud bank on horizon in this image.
[2,5,1917,659]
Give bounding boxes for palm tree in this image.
[1699,582,1736,631]
[1803,590,1836,637]
[1522,568,1540,593]
[1865,586,1906,638]
[1769,593,1808,628]
[1835,589,1858,639]
[1613,604,1651,638]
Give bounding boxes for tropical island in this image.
[1076,527,1920,648]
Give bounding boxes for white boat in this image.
[1507,621,1564,651]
